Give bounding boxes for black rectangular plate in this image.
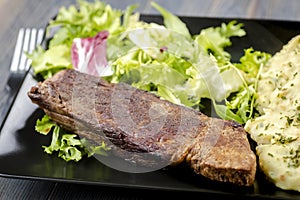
[1,15,300,199]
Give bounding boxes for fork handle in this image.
[0,72,27,127]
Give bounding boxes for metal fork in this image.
[0,28,44,126]
[10,28,44,73]
[7,27,44,97]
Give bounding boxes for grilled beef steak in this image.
[28,69,256,186]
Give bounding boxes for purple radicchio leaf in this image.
[71,30,113,77]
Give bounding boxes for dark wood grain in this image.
[0,0,300,199]
[0,178,56,199]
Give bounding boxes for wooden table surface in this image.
[0,0,299,199]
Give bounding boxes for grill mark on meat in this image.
[28,69,256,186]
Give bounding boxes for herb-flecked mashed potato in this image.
[245,35,300,191]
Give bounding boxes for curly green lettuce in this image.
[36,115,109,162]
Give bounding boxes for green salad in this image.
[28,0,271,162]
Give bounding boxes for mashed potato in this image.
[245,35,300,191]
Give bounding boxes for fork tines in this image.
[10,28,44,73]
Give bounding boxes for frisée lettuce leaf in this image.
[35,115,109,162]
[194,20,246,65]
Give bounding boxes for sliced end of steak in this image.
[28,69,256,186]
[187,119,256,186]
